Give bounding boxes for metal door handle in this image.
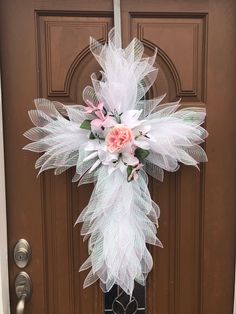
[15,272,32,314]
[16,295,26,314]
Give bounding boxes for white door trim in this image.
[234,265,236,314]
[0,71,10,313]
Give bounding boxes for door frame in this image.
[0,70,10,314]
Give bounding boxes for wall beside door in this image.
[0,73,10,313]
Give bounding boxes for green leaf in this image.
[80,120,91,130]
[127,165,133,182]
[135,148,149,162]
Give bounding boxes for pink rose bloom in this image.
[106,125,133,153]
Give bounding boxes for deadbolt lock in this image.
[14,239,31,269]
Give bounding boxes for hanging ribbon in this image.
[113,0,122,47]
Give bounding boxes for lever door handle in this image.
[15,272,32,314]
[16,295,26,314]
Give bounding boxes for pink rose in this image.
[106,125,133,153]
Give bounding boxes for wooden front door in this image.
[0,0,235,313]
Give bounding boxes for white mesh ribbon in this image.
[23,28,208,296]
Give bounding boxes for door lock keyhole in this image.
[14,239,31,268]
